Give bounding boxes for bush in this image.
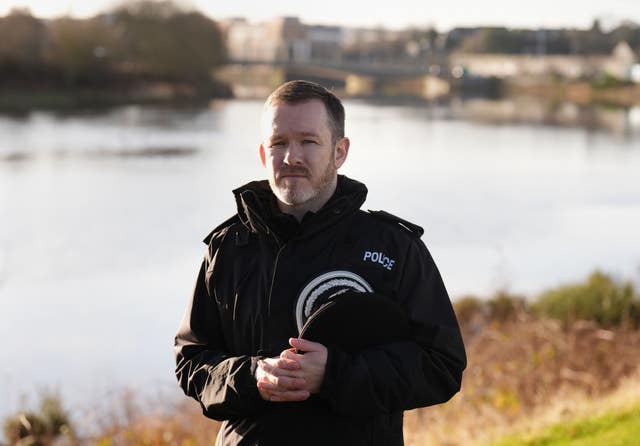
[487,291,527,322]
[2,391,75,446]
[454,291,529,340]
[3,412,49,445]
[453,295,486,326]
[533,271,640,327]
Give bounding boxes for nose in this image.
[283,141,303,165]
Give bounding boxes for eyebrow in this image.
[269,131,321,142]
[298,131,320,138]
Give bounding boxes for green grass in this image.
[490,404,640,446]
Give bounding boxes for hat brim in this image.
[298,291,410,353]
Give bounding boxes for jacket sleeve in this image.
[174,239,267,421]
[319,237,466,417]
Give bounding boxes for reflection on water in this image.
[0,105,224,164]
[448,99,640,138]
[0,147,198,163]
[0,99,639,421]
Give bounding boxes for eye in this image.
[269,141,285,149]
[302,139,318,145]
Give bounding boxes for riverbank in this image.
[2,78,639,114]
[507,80,640,107]
[0,81,232,113]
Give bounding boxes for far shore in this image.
[1,79,639,113]
[0,80,232,113]
[507,81,640,107]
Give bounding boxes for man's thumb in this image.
[289,337,320,352]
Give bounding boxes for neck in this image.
[277,176,338,222]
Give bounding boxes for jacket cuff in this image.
[318,346,345,401]
[247,356,268,406]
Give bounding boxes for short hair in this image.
[264,80,345,143]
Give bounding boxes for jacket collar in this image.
[232,175,368,240]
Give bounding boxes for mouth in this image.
[278,170,309,180]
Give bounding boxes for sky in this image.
[1,0,639,31]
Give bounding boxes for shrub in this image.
[487,291,528,322]
[453,292,529,340]
[533,271,639,327]
[3,412,49,445]
[38,392,74,440]
[2,391,75,446]
[453,295,486,326]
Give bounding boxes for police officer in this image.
[175,80,466,445]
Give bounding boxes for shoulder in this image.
[354,210,437,277]
[360,209,424,238]
[202,214,243,246]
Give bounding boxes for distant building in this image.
[444,27,482,51]
[341,27,432,69]
[342,27,402,48]
[224,17,342,64]
[631,64,640,83]
[603,41,638,81]
[308,25,343,62]
[223,17,280,63]
[449,40,639,81]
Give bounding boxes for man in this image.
[174,80,466,445]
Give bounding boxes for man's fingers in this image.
[280,349,299,361]
[265,389,310,402]
[257,360,305,389]
[259,359,303,378]
[258,374,305,390]
[262,356,300,370]
[275,357,301,370]
[289,337,326,353]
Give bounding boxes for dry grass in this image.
[488,369,640,445]
[403,312,640,446]
[87,395,220,446]
[7,309,637,445]
[86,313,639,446]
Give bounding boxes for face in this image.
[259,99,349,215]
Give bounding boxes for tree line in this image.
[0,1,226,90]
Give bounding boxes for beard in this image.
[270,158,337,207]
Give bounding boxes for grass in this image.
[490,404,640,446]
[481,367,640,446]
[403,275,640,446]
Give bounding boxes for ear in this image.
[334,137,350,169]
[259,143,266,167]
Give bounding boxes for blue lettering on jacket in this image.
[363,251,395,271]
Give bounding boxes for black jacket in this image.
[174,176,466,446]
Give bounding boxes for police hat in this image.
[298,291,410,353]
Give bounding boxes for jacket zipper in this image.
[256,226,283,356]
[263,243,286,355]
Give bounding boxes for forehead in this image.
[261,99,331,139]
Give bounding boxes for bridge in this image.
[215,59,452,98]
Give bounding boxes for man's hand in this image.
[255,338,328,402]
[281,338,327,394]
[256,355,309,402]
